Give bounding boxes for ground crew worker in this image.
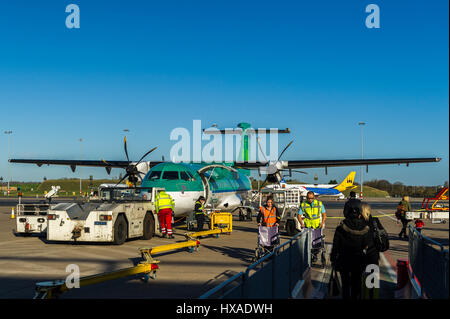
[298,191,327,262]
[155,190,175,239]
[297,191,327,229]
[257,196,281,251]
[194,196,207,232]
[257,196,280,227]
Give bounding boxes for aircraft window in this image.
[147,171,162,181]
[180,171,191,181]
[162,171,180,180]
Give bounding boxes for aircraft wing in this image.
[283,157,441,169]
[235,157,441,170]
[9,159,164,172]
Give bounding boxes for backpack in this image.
[395,203,405,220]
[372,218,389,252]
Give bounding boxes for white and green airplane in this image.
[10,123,441,218]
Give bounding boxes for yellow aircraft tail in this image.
[334,172,356,192]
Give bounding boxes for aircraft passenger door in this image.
[196,165,238,204]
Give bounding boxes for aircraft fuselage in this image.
[140,162,252,217]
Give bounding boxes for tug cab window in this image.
[162,171,180,180]
[147,171,162,181]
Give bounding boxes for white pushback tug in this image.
[15,186,60,235]
[46,186,161,245]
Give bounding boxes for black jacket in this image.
[330,217,370,272]
[343,198,362,219]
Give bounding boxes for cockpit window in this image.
[162,171,179,180]
[147,171,162,181]
[187,171,196,180]
[180,171,191,181]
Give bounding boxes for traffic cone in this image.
[11,207,15,219]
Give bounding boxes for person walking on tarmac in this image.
[397,195,412,240]
[343,191,362,219]
[194,196,207,232]
[330,207,370,300]
[297,191,327,229]
[155,189,175,239]
[257,196,281,228]
[360,203,385,268]
[297,191,327,261]
[257,196,281,251]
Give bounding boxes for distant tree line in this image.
[363,179,448,198]
[249,177,448,198]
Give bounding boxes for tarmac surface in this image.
[0,197,448,299]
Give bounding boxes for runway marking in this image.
[377,210,398,222]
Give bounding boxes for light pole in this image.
[79,138,82,196]
[4,131,12,196]
[358,122,365,199]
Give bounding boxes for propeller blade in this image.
[124,136,130,163]
[256,138,268,163]
[251,176,269,202]
[135,147,157,166]
[101,159,111,166]
[136,171,148,181]
[282,169,308,174]
[258,176,269,193]
[115,173,129,187]
[278,140,293,161]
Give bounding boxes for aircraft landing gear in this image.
[238,208,253,221]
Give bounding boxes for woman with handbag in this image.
[361,203,389,267]
[361,203,389,299]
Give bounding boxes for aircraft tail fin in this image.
[334,172,356,192]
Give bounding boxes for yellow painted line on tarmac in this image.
[373,214,396,218]
[326,214,396,219]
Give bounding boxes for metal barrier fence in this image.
[199,229,311,299]
[408,225,449,299]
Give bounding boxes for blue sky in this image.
[0,0,448,185]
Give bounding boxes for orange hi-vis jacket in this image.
[259,206,277,227]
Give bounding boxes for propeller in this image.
[111,137,157,187]
[255,140,306,194]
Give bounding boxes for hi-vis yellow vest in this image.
[155,192,175,213]
[195,201,205,215]
[301,200,322,229]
